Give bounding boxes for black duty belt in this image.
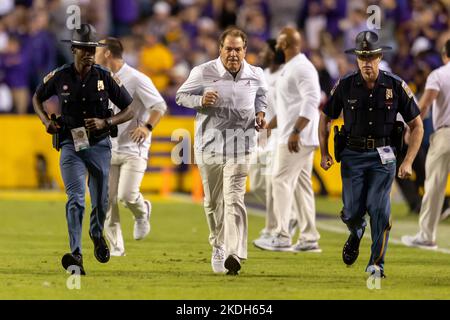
[346,136,391,152]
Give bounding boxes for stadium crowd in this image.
[0,0,449,117]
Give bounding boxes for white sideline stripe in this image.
[246,206,450,255]
[171,194,450,255]
[316,222,450,255]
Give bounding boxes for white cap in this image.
[411,37,431,56]
[154,1,170,15]
[0,0,14,16]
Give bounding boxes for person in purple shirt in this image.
[3,34,30,113]
[112,0,139,37]
[28,10,56,91]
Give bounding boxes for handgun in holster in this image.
[391,120,405,160]
[333,125,346,163]
[51,114,62,151]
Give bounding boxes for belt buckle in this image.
[366,138,375,149]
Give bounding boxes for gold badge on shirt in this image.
[386,88,393,100]
[97,80,104,91]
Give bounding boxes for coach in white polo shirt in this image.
[402,39,450,250]
[95,37,167,256]
[261,27,321,252]
[176,27,268,275]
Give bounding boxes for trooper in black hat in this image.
[61,24,107,80]
[61,23,107,48]
[318,30,424,279]
[346,30,392,85]
[344,30,392,56]
[33,23,134,275]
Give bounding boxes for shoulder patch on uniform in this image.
[43,71,55,84]
[330,79,340,96]
[401,81,414,99]
[43,64,70,84]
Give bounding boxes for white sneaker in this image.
[211,246,226,273]
[401,234,438,250]
[291,240,322,253]
[256,236,291,252]
[134,200,151,240]
[253,233,273,249]
[110,249,126,257]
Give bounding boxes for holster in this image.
[333,125,346,163]
[391,120,405,159]
[51,114,63,151]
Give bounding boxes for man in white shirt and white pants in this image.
[263,27,321,252]
[402,39,450,250]
[251,39,298,247]
[176,27,268,275]
[95,37,167,256]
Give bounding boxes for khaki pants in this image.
[418,127,450,242]
[272,144,320,242]
[105,152,148,253]
[195,152,250,259]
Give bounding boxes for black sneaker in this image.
[224,255,241,276]
[89,233,110,263]
[342,232,363,266]
[61,253,86,275]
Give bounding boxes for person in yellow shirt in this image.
[139,34,174,92]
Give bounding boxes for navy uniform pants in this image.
[340,148,396,272]
[60,138,111,254]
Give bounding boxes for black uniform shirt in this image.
[36,63,132,130]
[323,70,420,138]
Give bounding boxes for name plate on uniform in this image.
[376,146,396,165]
[71,127,90,152]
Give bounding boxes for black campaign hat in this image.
[61,24,106,47]
[345,30,391,56]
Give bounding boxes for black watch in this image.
[292,127,301,135]
[145,123,153,132]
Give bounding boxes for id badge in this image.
[71,127,90,152]
[376,146,396,165]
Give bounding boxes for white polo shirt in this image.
[176,58,268,156]
[425,62,450,130]
[110,63,166,160]
[275,53,321,147]
[262,66,282,152]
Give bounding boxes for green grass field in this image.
[0,191,449,300]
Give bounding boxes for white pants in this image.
[249,150,270,205]
[105,152,148,253]
[272,144,320,242]
[195,152,250,260]
[418,127,450,242]
[249,149,296,235]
